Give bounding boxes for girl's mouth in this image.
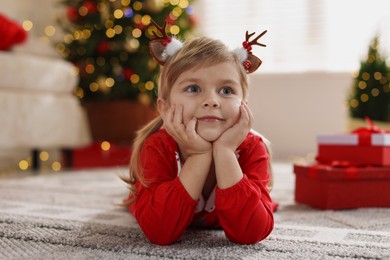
[197,116,224,122]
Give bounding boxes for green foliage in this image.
[348,36,390,122]
[57,0,196,105]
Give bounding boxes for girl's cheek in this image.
[234,103,242,121]
[182,109,191,126]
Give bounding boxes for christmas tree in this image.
[348,36,390,122]
[56,0,196,106]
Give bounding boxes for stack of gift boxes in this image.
[293,119,390,210]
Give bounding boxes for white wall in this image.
[248,72,353,160]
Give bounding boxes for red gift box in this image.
[63,142,131,169]
[317,118,390,166]
[294,164,390,209]
[317,133,390,166]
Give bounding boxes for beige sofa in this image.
[0,37,90,168]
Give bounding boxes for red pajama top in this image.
[128,128,274,245]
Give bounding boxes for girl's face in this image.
[162,61,244,142]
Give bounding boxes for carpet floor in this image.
[0,163,389,259]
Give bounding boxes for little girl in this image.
[123,21,274,246]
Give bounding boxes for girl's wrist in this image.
[212,144,235,157]
[191,150,213,158]
[183,149,212,161]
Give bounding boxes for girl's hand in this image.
[163,104,212,158]
[214,102,253,151]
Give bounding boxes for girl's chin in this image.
[197,129,223,142]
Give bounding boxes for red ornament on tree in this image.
[75,62,87,78]
[135,22,146,30]
[166,15,176,25]
[83,1,98,13]
[67,7,79,22]
[97,41,110,55]
[189,15,198,27]
[123,68,134,79]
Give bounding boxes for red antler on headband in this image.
[240,30,267,74]
[150,20,172,46]
[148,19,183,65]
[244,30,267,50]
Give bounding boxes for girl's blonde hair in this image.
[122,37,272,204]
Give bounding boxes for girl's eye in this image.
[185,85,200,93]
[219,87,233,95]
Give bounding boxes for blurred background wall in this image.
[0,0,389,171]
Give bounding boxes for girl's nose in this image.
[202,96,220,108]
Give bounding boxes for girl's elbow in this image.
[227,232,266,245]
[227,217,274,245]
[146,232,178,246]
[228,228,272,245]
[137,216,184,245]
[138,221,182,245]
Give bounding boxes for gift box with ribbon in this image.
[317,118,390,166]
[294,164,390,209]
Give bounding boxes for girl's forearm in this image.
[178,152,213,200]
[213,146,243,189]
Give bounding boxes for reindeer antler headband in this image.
[149,20,267,74]
[233,30,267,73]
[149,20,183,65]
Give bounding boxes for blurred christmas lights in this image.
[55,0,195,102]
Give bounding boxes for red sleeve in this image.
[129,131,198,245]
[215,135,274,244]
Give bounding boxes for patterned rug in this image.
[1,164,389,259]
